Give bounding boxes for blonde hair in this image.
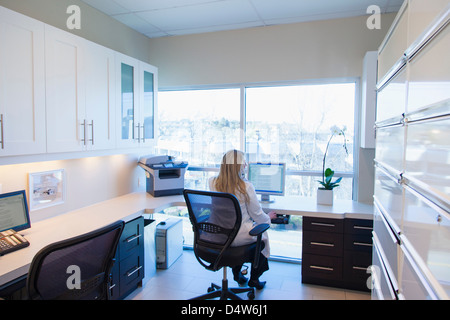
[213,150,250,204]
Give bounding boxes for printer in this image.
[138,155,188,197]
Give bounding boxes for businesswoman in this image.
[209,149,276,289]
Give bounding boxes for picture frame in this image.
[29,169,65,211]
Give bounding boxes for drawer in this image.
[376,66,407,124]
[303,217,343,233]
[302,253,342,281]
[405,115,450,199]
[371,239,398,300]
[373,205,401,280]
[375,124,405,173]
[344,218,373,236]
[343,251,372,289]
[407,22,450,114]
[402,186,450,297]
[119,252,144,298]
[303,230,343,257]
[119,216,144,260]
[374,166,403,233]
[344,233,372,253]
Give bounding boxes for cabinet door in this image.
[116,54,139,148]
[138,62,158,147]
[84,41,116,150]
[45,25,86,153]
[0,7,46,157]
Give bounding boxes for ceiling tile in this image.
[82,0,130,15]
[112,0,222,12]
[137,0,260,31]
[112,13,161,34]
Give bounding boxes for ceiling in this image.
[81,0,403,38]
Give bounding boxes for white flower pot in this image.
[317,188,333,205]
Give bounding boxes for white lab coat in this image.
[209,178,271,258]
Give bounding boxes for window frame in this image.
[159,77,361,200]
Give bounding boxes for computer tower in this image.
[155,218,183,269]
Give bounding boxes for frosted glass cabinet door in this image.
[401,186,450,299]
[405,115,450,199]
[375,124,405,173]
[0,7,46,157]
[139,62,158,147]
[376,67,407,124]
[116,54,140,148]
[408,22,450,114]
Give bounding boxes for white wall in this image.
[148,14,396,87]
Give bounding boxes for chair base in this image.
[190,268,255,300]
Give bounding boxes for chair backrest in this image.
[26,220,124,300]
[183,189,242,270]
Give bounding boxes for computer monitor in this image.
[0,190,31,232]
[247,162,286,203]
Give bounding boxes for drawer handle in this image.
[353,225,372,230]
[353,242,372,247]
[125,234,142,243]
[352,266,368,271]
[310,242,335,247]
[126,265,142,277]
[311,222,335,227]
[310,265,334,271]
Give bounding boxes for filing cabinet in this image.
[302,216,373,291]
[109,216,145,300]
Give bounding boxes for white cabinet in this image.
[116,54,157,149]
[45,25,85,153]
[84,41,116,151]
[45,25,116,153]
[0,6,157,160]
[0,7,46,156]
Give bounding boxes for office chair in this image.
[183,189,270,300]
[26,220,124,300]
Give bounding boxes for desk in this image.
[0,192,373,289]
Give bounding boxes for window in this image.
[157,80,356,200]
[245,82,355,200]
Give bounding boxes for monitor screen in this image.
[0,190,31,232]
[247,163,286,202]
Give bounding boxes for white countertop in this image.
[0,192,373,287]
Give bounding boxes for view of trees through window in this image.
[157,81,356,200]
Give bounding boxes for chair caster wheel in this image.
[247,290,255,300]
[207,286,215,293]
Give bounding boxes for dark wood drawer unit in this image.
[110,216,145,300]
[302,216,373,292]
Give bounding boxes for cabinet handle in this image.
[352,266,368,271]
[353,242,372,247]
[353,225,372,230]
[141,124,145,143]
[0,114,4,149]
[125,234,142,243]
[88,120,94,145]
[310,241,334,247]
[81,119,87,145]
[126,265,142,277]
[135,123,141,142]
[311,222,335,228]
[310,265,334,271]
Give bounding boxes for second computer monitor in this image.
[247,162,286,203]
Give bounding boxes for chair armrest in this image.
[249,223,270,236]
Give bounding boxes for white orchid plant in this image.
[318,126,349,190]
